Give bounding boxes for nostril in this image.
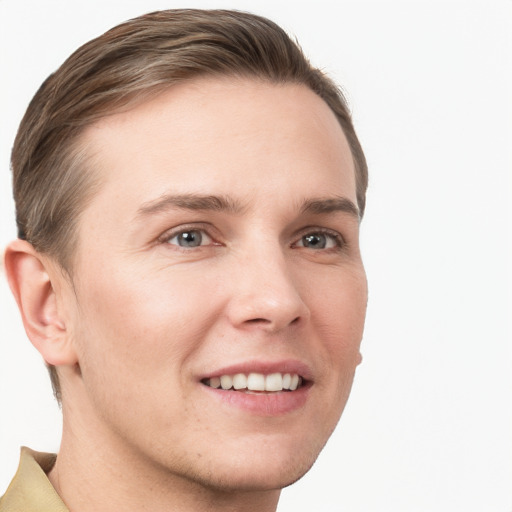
[246,318,270,324]
[244,316,301,327]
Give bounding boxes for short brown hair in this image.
[11,9,368,401]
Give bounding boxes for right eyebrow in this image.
[135,193,246,219]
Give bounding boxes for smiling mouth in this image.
[202,372,304,393]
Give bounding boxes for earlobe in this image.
[4,239,77,366]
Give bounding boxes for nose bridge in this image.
[226,238,309,331]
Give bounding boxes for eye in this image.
[166,229,213,248]
[295,231,342,250]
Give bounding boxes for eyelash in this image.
[158,225,345,252]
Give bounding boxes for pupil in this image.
[303,233,326,249]
[179,231,202,247]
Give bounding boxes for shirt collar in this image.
[0,447,69,511]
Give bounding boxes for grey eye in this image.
[302,233,327,249]
[296,231,340,250]
[168,230,210,247]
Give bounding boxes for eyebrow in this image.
[136,192,359,221]
[300,197,360,220]
[136,193,246,218]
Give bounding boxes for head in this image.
[6,9,368,495]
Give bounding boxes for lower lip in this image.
[201,383,311,416]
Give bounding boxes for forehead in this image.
[79,77,356,219]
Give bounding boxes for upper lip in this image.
[199,359,314,382]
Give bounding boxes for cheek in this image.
[308,267,367,395]
[72,264,222,383]
[309,265,367,340]
[69,266,221,437]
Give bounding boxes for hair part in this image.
[11,9,368,401]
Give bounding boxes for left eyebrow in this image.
[300,197,360,220]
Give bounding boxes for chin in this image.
[181,434,329,493]
[192,460,314,494]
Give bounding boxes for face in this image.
[61,78,367,491]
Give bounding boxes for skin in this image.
[6,78,367,512]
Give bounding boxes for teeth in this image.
[265,373,283,392]
[232,373,247,390]
[290,374,300,391]
[204,372,303,392]
[220,375,233,390]
[209,376,221,388]
[247,373,265,391]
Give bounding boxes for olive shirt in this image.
[0,447,68,511]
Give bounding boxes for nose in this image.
[226,245,310,333]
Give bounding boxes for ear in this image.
[4,239,78,366]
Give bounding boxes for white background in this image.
[0,1,511,511]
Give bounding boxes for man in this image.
[1,9,367,512]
